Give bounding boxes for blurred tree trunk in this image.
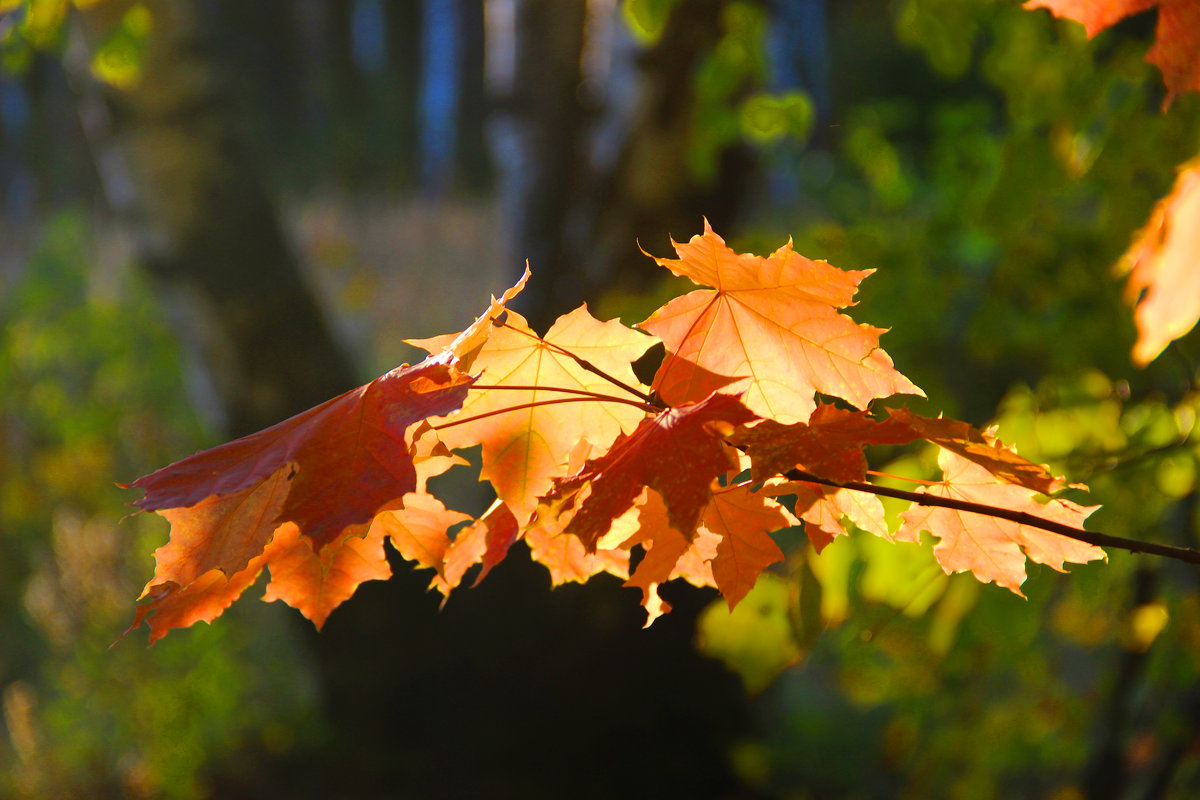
[489,0,751,330]
[69,3,755,796]
[214,0,306,163]
[489,0,589,328]
[581,0,751,302]
[454,0,492,191]
[75,0,357,435]
[324,0,370,184]
[383,0,422,189]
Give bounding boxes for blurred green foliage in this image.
[0,211,316,799]
[621,0,683,43]
[681,1,1200,796]
[5,0,1200,796]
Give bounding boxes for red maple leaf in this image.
[122,360,474,639]
[1025,0,1200,107]
[887,408,1067,494]
[735,403,918,483]
[128,360,474,557]
[544,392,757,550]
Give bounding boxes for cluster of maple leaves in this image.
[122,0,1200,643]
[123,223,1106,643]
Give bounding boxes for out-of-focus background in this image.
[3,0,1200,797]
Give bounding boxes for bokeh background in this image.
[4,0,1200,797]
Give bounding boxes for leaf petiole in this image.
[494,320,661,407]
[430,396,660,431]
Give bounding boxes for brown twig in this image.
[787,469,1200,565]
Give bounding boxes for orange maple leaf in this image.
[896,450,1103,594]
[1025,0,1200,107]
[258,522,394,629]
[624,525,693,626]
[124,555,267,645]
[129,489,475,639]
[615,489,719,623]
[407,267,531,369]
[524,502,631,587]
[370,491,473,575]
[414,306,655,522]
[704,484,794,609]
[607,483,794,620]
[430,499,522,598]
[771,481,889,552]
[639,221,923,423]
[1117,155,1200,365]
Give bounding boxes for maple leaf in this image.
[639,221,923,423]
[606,484,793,621]
[370,492,474,575]
[524,525,632,586]
[430,499,522,599]
[124,554,268,645]
[127,514,398,642]
[1025,0,1200,107]
[896,450,1103,594]
[128,360,475,558]
[624,525,693,626]
[414,306,655,522]
[544,392,757,551]
[704,484,794,609]
[524,498,631,587]
[735,403,918,483]
[1117,155,1200,366]
[121,269,538,641]
[407,267,531,369]
[121,359,474,640]
[769,481,889,552]
[258,522,393,628]
[887,408,1065,494]
[522,441,633,587]
[616,489,719,623]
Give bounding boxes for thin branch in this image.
[494,320,661,406]
[430,396,659,431]
[1070,435,1192,482]
[786,469,1200,566]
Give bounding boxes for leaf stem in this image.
[787,469,1200,565]
[431,396,659,431]
[495,320,662,407]
[865,469,940,486]
[470,384,647,405]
